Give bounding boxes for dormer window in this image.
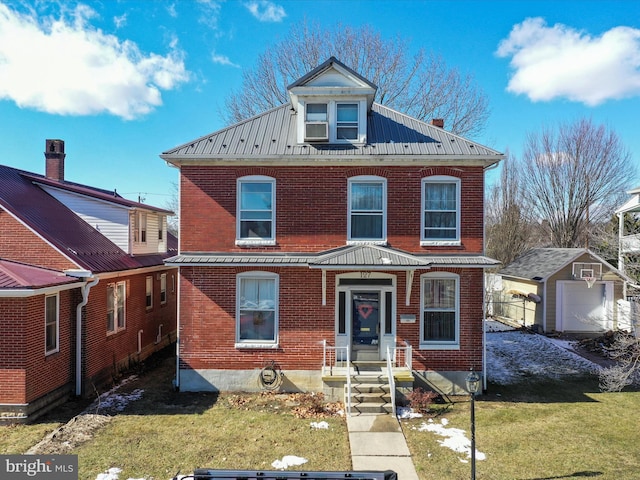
[305,104,328,141]
[300,100,365,143]
[337,103,358,140]
[288,57,377,145]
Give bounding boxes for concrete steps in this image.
[346,362,394,414]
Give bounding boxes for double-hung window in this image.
[107,281,126,334]
[236,272,278,347]
[133,212,147,244]
[45,294,59,355]
[305,103,328,140]
[160,273,167,304]
[146,276,153,310]
[237,176,275,245]
[421,272,459,349]
[348,176,386,243]
[336,103,358,140]
[422,176,460,244]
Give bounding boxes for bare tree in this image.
[165,181,179,236]
[519,119,635,248]
[599,331,640,392]
[223,21,490,137]
[485,152,533,266]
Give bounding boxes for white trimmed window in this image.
[133,212,147,244]
[146,275,153,310]
[236,272,278,346]
[45,294,59,355]
[305,103,328,141]
[107,281,126,334]
[348,176,386,243]
[237,176,275,245]
[336,103,358,140]
[420,272,459,349]
[300,100,365,143]
[422,176,461,244]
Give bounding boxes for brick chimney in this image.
[431,118,444,128]
[45,139,65,182]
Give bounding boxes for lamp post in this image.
[466,369,480,480]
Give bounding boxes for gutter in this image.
[65,269,99,396]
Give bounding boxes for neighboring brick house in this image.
[0,140,177,422]
[162,57,503,398]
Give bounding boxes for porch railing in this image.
[322,340,351,415]
[322,340,412,372]
[394,341,412,370]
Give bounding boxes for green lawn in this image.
[404,376,640,480]
[2,356,639,480]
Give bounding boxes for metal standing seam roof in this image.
[165,245,500,269]
[310,244,430,269]
[0,164,176,274]
[161,103,503,163]
[0,259,80,289]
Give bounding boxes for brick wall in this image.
[180,165,485,253]
[0,291,77,405]
[178,266,483,372]
[82,268,178,394]
[0,210,77,271]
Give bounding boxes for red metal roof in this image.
[0,164,176,274]
[0,259,80,289]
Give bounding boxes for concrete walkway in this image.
[347,414,420,480]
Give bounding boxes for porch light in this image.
[466,369,480,394]
[466,369,480,480]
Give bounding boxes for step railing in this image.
[323,339,414,416]
[386,346,396,416]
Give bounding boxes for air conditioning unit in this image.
[305,121,328,141]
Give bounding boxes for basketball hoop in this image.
[583,276,596,288]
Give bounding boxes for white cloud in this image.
[245,1,286,22]
[0,2,190,120]
[496,17,640,106]
[113,13,126,29]
[211,52,240,68]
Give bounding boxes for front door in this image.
[352,291,380,361]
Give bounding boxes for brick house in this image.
[162,57,503,401]
[0,140,177,422]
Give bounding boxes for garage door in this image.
[558,281,612,332]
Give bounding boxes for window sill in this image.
[236,239,277,247]
[347,240,387,246]
[419,343,460,351]
[421,240,461,247]
[235,343,279,349]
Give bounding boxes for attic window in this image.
[337,103,358,140]
[305,103,328,141]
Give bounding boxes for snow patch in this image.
[417,418,486,461]
[486,330,599,385]
[271,455,308,469]
[310,421,329,429]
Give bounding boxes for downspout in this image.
[66,270,99,397]
[482,161,500,391]
[174,269,181,390]
[76,277,99,396]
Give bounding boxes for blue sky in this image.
[1,0,639,209]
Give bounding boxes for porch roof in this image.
[165,245,500,269]
[309,245,429,269]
